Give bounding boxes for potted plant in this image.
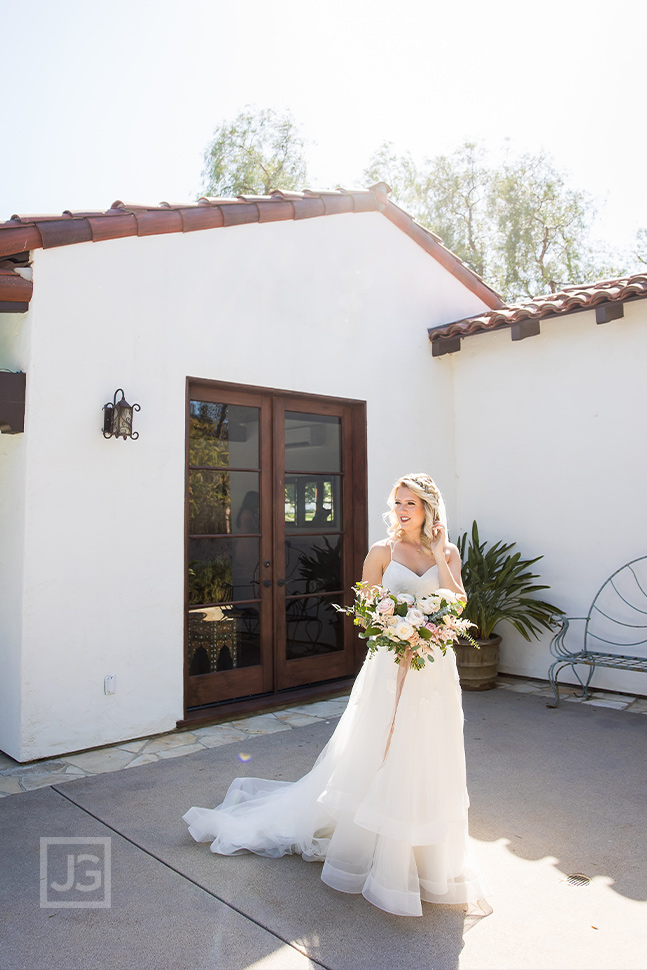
[455,521,564,690]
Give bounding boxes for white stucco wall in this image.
[2,210,489,760]
[0,310,32,758]
[451,299,647,695]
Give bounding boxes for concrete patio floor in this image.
[0,680,646,970]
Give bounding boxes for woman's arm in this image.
[430,523,466,598]
[361,541,389,587]
[437,543,466,599]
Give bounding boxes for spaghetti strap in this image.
[389,539,396,560]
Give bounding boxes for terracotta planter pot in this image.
[454,635,501,691]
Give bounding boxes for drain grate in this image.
[566,873,591,887]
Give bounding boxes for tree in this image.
[364,142,622,302]
[365,142,490,278]
[634,228,647,267]
[201,107,308,198]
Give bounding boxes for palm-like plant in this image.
[457,521,563,641]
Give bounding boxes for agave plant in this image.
[456,521,563,641]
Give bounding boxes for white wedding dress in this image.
[183,559,489,917]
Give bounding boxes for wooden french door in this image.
[184,380,367,710]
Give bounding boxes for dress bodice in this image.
[382,560,440,598]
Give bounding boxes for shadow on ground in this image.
[462,689,647,902]
[1,688,645,970]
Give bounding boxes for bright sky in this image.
[2,0,645,263]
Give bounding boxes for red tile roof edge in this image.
[0,186,504,311]
[429,274,647,342]
[0,268,33,304]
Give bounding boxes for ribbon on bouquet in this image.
[382,646,413,762]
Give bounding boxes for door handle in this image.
[277,579,286,587]
[262,580,272,588]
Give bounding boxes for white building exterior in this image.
[0,190,496,761]
[445,293,647,694]
[0,189,645,761]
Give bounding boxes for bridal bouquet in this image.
[335,583,477,670]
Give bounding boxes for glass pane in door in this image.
[188,399,262,676]
[189,401,260,469]
[284,412,341,472]
[189,470,260,535]
[284,535,342,596]
[188,537,259,603]
[188,606,260,674]
[285,594,344,659]
[283,410,343,664]
[284,475,341,530]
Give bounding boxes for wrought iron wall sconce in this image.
[102,388,140,440]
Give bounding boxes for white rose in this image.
[396,593,415,607]
[393,619,416,641]
[418,595,441,614]
[406,607,425,627]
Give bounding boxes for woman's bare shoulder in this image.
[365,539,391,571]
[366,538,392,558]
[362,539,391,585]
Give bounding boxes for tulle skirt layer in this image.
[183,645,488,917]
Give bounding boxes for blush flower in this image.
[376,597,395,615]
[334,580,477,671]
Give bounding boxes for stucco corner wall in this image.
[0,308,32,759]
[451,299,647,695]
[0,432,26,758]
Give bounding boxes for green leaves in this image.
[201,107,308,198]
[364,141,624,302]
[457,521,564,641]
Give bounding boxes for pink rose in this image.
[376,598,395,615]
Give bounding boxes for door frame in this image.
[183,377,368,717]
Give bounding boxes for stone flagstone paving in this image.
[0,679,645,796]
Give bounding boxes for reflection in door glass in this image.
[189,402,259,469]
[284,475,340,530]
[284,535,342,596]
[190,470,260,535]
[284,412,341,473]
[285,595,344,660]
[189,537,259,603]
[188,607,260,673]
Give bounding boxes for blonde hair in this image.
[383,473,446,549]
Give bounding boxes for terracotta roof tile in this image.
[176,206,226,232]
[86,213,138,242]
[132,209,184,236]
[319,194,355,216]
[429,274,647,347]
[36,218,93,249]
[292,197,326,220]
[0,268,32,303]
[0,187,504,312]
[220,202,262,228]
[255,200,295,224]
[0,224,43,256]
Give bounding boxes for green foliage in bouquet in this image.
[336,583,476,670]
[457,521,564,641]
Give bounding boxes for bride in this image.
[183,473,489,917]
